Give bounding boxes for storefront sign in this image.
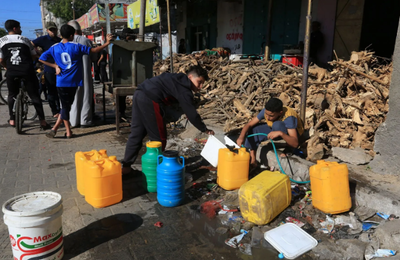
[127,0,160,29]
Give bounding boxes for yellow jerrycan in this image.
[239,170,291,225]
[84,156,122,208]
[217,147,249,190]
[310,160,352,214]
[75,149,108,195]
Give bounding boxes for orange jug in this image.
[84,156,122,208]
[75,149,108,195]
[310,160,351,214]
[217,147,250,190]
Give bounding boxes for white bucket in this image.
[2,191,64,260]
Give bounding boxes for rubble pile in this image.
[154,51,392,160]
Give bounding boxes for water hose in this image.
[246,133,310,184]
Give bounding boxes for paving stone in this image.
[0,97,243,260]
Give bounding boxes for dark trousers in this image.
[99,62,108,83]
[7,73,45,120]
[244,121,289,150]
[122,90,167,167]
[44,71,60,116]
[57,87,78,121]
[93,62,100,81]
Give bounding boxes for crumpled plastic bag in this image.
[365,249,396,260]
[225,230,248,248]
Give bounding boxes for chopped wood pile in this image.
[153,51,392,160]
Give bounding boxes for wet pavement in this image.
[0,83,254,260]
[1,82,388,260]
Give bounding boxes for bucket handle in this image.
[157,155,163,166]
[180,156,185,167]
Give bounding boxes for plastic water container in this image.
[2,192,64,260]
[84,156,122,208]
[217,147,250,190]
[310,160,352,214]
[239,170,291,225]
[157,150,185,207]
[75,149,108,195]
[141,141,162,193]
[264,223,318,259]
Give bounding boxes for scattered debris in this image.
[319,216,335,234]
[365,249,396,260]
[377,212,390,220]
[285,217,305,228]
[225,230,248,248]
[154,222,163,228]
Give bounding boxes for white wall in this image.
[216,1,244,54]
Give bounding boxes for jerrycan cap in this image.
[162,150,179,158]
[147,141,162,148]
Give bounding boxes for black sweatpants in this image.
[7,73,45,121]
[122,90,167,167]
[57,87,78,121]
[44,71,60,116]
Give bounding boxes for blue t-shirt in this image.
[40,42,91,87]
[32,35,61,73]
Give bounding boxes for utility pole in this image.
[72,0,75,20]
[159,6,162,60]
[139,0,146,41]
[167,0,173,73]
[300,0,312,123]
[105,0,112,81]
[264,0,273,60]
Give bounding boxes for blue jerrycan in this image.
[156,150,185,207]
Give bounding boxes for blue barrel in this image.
[157,150,185,207]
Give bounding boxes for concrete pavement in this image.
[0,88,241,260]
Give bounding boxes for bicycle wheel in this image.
[25,97,37,120]
[0,78,8,105]
[15,93,24,134]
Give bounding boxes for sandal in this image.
[46,129,57,138]
[40,123,52,131]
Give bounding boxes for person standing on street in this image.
[67,20,96,128]
[0,19,50,129]
[39,25,112,139]
[97,48,108,83]
[32,22,61,118]
[121,65,214,174]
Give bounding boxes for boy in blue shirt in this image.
[236,98,304,167]
[39,24,112,138]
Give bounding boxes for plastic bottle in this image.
[141,141,162,193]
[156,150,185,207]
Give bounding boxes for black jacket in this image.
[138,72,207,132]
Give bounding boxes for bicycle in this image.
[0,78,7,105]
[12,77,38,134]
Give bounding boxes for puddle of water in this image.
[183,206,313,260]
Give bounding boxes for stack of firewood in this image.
[153,51,392,160]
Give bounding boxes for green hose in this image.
[246,133,311,184]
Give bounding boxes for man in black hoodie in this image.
[122,65,214,174]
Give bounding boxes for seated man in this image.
[236,98,304,166]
